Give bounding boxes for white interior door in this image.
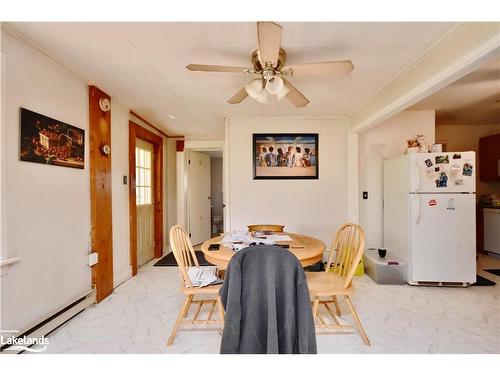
[409,193,476,283]
[136,139,155,266]
[189,151,211,245]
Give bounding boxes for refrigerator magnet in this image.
[455,179,464,186]
[453,153,461,159]
[435,172,448,188]
[434,166,440,172]
[425,159,433,167]
[436,155,449,164]
[447,198,456,210]
[463,162,473,176]
[429,199,437,206]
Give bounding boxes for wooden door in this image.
[89,86,113,302]
[129,122,163,276]
[136,139,155,266]
[188,151,211,245]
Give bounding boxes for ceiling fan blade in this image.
[186,64,251,73]
[283,61,354,76]
[283,79,310,108]
[227,87,248,104]
[257,22,282,67]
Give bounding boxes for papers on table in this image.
[220,230,293,252]
[266,234,292,242]
[187,266,222,288]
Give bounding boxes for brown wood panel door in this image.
[89,86,113,302]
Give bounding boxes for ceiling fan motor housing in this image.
[252,48,287,71]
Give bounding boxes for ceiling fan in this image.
[186,22,354,108]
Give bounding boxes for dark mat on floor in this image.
[472,275,496,286]
[304,261,325,272]
[153,251,215,267]
[484,269,500,277]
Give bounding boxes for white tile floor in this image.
[35,254,500,354]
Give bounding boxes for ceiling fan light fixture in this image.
[276,84,290,101]
[245,79,264,99]
[255,89,270,104]
[265,76,284,95]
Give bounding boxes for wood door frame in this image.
[89,85,113,302]
[129,121,163,276]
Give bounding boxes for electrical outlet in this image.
[88,252,98,266]
[363,191,368,199]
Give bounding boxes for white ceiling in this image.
[410,56,500,125]
[7,22,457,135]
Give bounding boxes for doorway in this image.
[135,139,155,267]
[129,122,163,276]
[187,149,224,245]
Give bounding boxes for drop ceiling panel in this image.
[6,22,458,135]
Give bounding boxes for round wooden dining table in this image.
[200,232,325,270]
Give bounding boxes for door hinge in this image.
[188,160,191,165]
[189,233,192,238]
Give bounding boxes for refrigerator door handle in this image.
[413,195,421,226]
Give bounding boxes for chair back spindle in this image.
[325,223,365,289]
[169,224,199,288]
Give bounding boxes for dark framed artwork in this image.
[20,108,85,169]
[253,133,319,180]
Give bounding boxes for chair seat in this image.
[182,283,222,295]
[306,272,354,297]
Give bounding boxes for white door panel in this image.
[136,139,155,266]
[410,152,475,193]
[409,193,476,283]
[189,151,211,245]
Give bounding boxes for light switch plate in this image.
[88,252,98,266]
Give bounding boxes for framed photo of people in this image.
[253,133,319,180]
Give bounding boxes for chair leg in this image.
[167,295,192,346]
[312,297,320,325]
[332,295,341,316]
[216,295,225,329]
[344,295,370,346]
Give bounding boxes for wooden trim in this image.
[129,110,184,139]
[89,86,113,302]
[129,121,164,276]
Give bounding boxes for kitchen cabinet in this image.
[479,133,500,182]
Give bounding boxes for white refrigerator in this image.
[383,151,476,286]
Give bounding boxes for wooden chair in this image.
[306,223,370,346]
[247,224,285,233]
[167,225,225,346]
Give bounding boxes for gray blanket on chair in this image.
[219,245,317,354]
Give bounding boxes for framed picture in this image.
[253,133,319,180]
[20,108,85,169]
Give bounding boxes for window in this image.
[135,143,153,205]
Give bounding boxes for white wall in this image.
[436,124,500,196]
[226,117,348,244]
[358,110,435,248]
[1,30,92,332]
[110,101,130,286]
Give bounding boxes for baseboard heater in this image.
[0,290,96,354]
